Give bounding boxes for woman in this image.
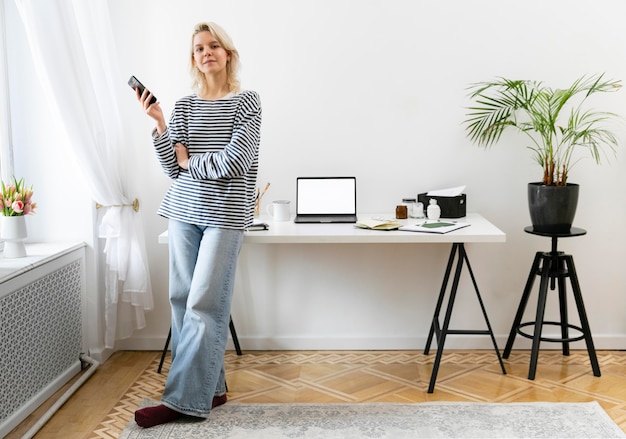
[133,22,261,428]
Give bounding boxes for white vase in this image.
[1,215,27,258]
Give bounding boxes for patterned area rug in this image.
[120,400,625,438]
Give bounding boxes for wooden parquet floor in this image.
[10,350,626,438]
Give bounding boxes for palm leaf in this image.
[464,73,622,185]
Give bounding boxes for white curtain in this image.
[16,0,153,348]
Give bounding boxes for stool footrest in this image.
[445,329,491,335]
[517,321,585,343]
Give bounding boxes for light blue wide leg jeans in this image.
[162,219,243,417]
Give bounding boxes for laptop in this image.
[294,177,358,223]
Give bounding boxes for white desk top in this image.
[158,213,505,245]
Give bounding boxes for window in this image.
[0,1,14,182]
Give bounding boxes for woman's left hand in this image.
[174,143,189,169]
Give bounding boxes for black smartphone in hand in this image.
[128,75,157,105]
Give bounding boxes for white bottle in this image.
[427,199,441,221]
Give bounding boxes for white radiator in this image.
[0,243,85,437]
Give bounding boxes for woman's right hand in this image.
[136,88,166,135]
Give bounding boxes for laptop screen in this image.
[296,177,357,215]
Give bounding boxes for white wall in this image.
[8,0,626,354]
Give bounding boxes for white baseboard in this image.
[111,334,626,352]
[88,345,116,364]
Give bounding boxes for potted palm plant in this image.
[463,73,622,232]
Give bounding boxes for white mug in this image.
[266,200,291,221]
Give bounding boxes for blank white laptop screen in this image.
[295,177,357,223]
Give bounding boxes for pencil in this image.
[261,182,270,196]
[259,182,270,200]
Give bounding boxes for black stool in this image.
[157,315,242,374]
[502,226,600,380]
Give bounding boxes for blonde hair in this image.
[190,22,241,93]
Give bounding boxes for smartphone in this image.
[128,75,157,105]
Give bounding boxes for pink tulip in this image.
[11,200,24,214]
[2,178,36,216]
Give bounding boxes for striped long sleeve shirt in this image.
[152,90,262,229]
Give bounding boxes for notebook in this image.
[294,177,358,223]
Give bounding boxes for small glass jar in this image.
[413,201,425,219]
[396,202,408,219]
[402,198,424,219]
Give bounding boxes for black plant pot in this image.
[527,182,579,233]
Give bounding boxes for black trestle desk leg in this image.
[158,315,242,374]
[426,243,505,393]
[229,316,243,356]
[424,244,459,356]
[427,243,465,393]
[460,245,506,375]
[157,327,172,374]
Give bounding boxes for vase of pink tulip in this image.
[1,177,36,258]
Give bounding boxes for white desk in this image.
[158,213,506,392]
[158,213,505,245]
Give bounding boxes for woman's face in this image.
[192,31,230,76]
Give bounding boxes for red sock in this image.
[135,404,182,428]
[212,394,227,408]
[135,396,227,428]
